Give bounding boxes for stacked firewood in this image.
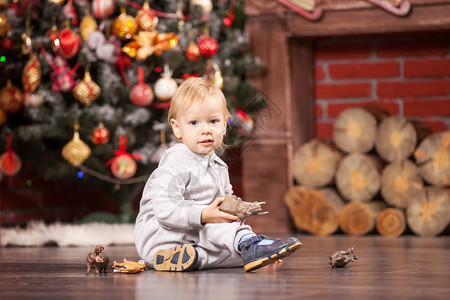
[285,107,450,237]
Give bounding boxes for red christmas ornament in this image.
[47,55,78,93]
[63,0,78,26]
[110,154,137,180]
[198,36,218,58]
[223,12,234,27]
[92,0,116,19]
[45,25,60,51]
[129,66,154,106]
[106,136,142,180]
[91,122,110,145]
[185,41,201,62]
[57,28,81,59]
[1,36,12,51]
[0,134,22,176]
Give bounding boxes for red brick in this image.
[405,59,450,78]
[315,122,334,140]
[316,83,372,99]
[1,190,41,210]
[404,99,450,117]
[377,80,449,98]
[376,40,448,58]
[329,62,399,79]
[315,43,372,60]
[315,103,323,118]
[423,120,449,133]
[327,101,399,118]
[315,65,325,80]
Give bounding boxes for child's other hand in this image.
[201,196,239,224]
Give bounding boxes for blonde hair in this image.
[168,77,230,124]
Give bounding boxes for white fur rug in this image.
[1,221,135,247]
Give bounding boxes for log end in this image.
[376,208,406,237]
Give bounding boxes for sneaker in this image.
[153,244,198,272]
[240,235,302,272]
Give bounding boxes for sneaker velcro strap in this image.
[241,235,263,248]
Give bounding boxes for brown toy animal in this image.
[329,247,357,268]
[86,245,110,274]
[219,195,267,225]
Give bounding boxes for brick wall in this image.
[315,35,450,139]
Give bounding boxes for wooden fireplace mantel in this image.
[246,0,450,37]
[242,0,450,233]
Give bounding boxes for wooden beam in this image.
[287,3,450,37]
[242,14,293,233]
[289,38,315,151]
[246,0,450,37]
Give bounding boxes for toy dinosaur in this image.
[218,195,267,225]
[86,245,110,274]
[329,247,358,268]
[113,258,147,274]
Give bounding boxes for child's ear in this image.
[170,118,181,139]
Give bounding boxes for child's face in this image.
[171,100,226,156]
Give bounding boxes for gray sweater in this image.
[134,143,252,269]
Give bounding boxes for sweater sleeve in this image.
[145,160,203,230]
[222,165,234,197]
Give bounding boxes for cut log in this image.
[406,187,450,236]
[375,116,431,162]
[293,139,342,188]
[335,153,382,202]
[376,208,406,237]
[339,200,386,236]
[381,160,424,208]
[414,131,450,187]
[333,107,388,153]
[319,188,345,213]
[284,186,341,236]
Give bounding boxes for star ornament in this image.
[122,31,179,61]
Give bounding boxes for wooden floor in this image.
[0,235,449,299]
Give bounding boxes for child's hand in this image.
[201,196,239,224]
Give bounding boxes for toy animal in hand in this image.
[86,245,110,274]
[218,195,267,225]
[113,258,147,274]
[329,247,358,268]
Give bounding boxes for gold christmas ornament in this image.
[73,70,101,106]
[0,108,6,125]
[0,12,10,37]
[0,80,23,113]
[112,8,138,40]
[210,64,224,89]
[48,0,66,4]
[62,123,91,167]
[190,0,213,17]
[136,1,158,31]
[79,14,98,41]
[22,54,41,93]
[122,31,178,61]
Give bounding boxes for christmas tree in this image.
[0,0,266,222]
